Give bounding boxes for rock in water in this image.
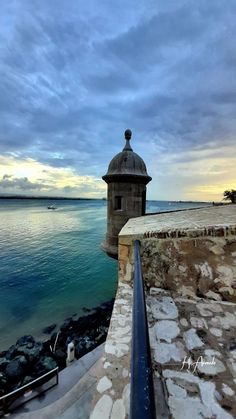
[75,337,96,358]
[42,324,57,334]
[5,345,17,360]
[5,357,26,383]
[16,342,43,364]
[34,356,57,376]
[16,335,35,347]
[0,357,9,371]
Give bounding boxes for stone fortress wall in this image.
[123,208,236,303]
[90,205,236,418]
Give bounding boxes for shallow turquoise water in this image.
[0,199,117,350]
[0,199,209,350]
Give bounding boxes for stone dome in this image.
[103,130,152,182]
[106,150,148,176]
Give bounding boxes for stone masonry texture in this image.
[91,205,236,418]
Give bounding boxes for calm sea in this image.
[0,199,210,350]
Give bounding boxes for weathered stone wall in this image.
[105,182,146,248]
[118,208,236,302]
[116,210,236,418]
[90,280,132,418]
[140,235,236,302]
[91,207,236,418]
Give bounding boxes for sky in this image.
[0,0,235,201]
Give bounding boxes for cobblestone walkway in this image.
[147,287,236,419]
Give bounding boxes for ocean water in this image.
[0,198,210,350]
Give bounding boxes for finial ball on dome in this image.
[124,129,132,140]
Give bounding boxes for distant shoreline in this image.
[0,196,98,200]
[0,196,212,203]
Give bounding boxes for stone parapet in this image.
[119,205,236,238]
[90,205,236,418]
[90,280,132,418]
[119,205,236,302]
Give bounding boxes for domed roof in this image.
[103,129,152,182]
[107,150,148,176]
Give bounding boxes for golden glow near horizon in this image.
[148,144,236,201]
[0,144,235,201]
[0,155,106,198]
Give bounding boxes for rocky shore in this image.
[0,299,114,398]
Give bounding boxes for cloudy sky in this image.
[0,0,235,200]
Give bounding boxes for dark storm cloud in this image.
[100,6,208,70]
[0,0,236,182]
[0,175,45,190]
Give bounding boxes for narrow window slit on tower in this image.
[115,196,123,210]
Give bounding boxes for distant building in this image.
[101,129,152,258]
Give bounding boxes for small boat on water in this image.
[47,205,57,210]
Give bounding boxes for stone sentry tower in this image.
[101,129,152,259]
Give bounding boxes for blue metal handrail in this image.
[130,240,156,419]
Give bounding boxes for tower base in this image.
[101,241,118,260]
